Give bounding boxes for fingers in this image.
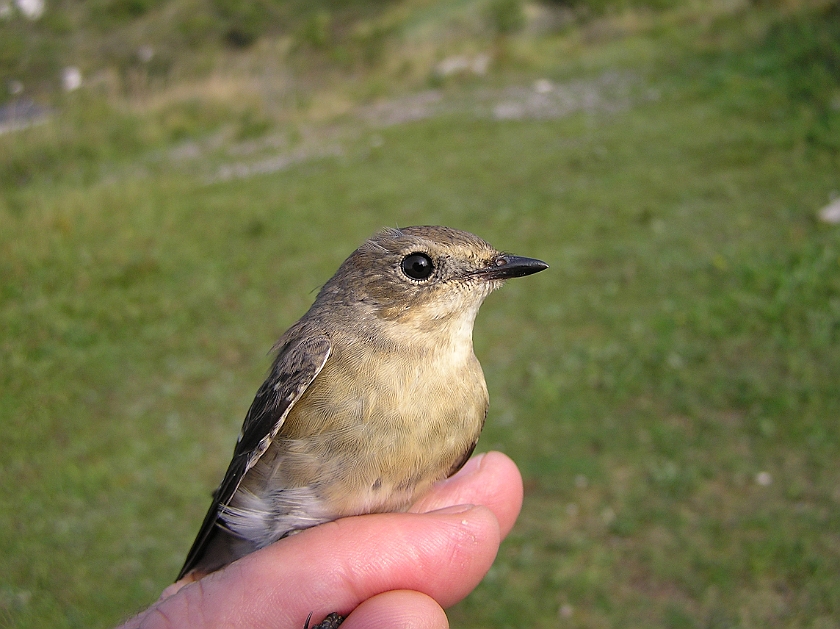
[340,590,448,629]
[411,451,523,539]
[248,503,500,622]
[121,451,523,629]
[125,504,499,629]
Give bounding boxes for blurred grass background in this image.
[2,0,840,627]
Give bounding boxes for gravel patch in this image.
[208,71,649,182]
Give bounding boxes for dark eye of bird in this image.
[401,253,434,280]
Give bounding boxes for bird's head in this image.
[315,226,547,334]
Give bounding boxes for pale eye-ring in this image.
[401,253,434,280]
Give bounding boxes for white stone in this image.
[534,78,553,94]
[436,54,491,78]
[755,471,772,486]
[137,45,154,63]
[818,197,840,224]
[61,66,82,92]
[15,0,44,19]
[493,102,524,120]
[436,55,471,77]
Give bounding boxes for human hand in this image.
[118,451,523,629]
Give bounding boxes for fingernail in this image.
[452,452,486,478]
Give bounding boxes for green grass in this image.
[2,1,840,628]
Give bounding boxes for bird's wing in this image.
[177,335,331,579]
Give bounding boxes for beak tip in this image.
[484,255,549,280]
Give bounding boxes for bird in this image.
[177,226,548,593]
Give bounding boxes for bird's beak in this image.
[475,254,549,280]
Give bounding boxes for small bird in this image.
[178,226,547,593]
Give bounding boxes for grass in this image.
[2,1,840,628]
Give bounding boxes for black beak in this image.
[477,254,549,280]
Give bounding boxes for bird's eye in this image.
[401,253,434,280]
